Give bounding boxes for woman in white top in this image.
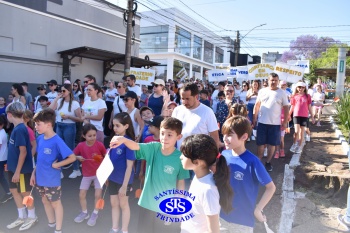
[49,84,82,178]
[238,81,249,105]
[104,80,118,136]
[122,91,144,142]
[82,83,107,143]
[11,83,26,106]
[246,80,260,124]
[109,82,128,129]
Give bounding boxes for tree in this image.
[280,35,340,61]
[279,51,297,63]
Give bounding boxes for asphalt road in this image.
[0,133,295,233]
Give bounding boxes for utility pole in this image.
[124,0,135,76]
[234,31,240,67]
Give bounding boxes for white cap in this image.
[153,79,165,86]
[295,81,306,87]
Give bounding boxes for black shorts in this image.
[8,172,32,193]
[36,186,62,202]
[108,180,132,196]
[293,117,308,127]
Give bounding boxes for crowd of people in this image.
[0,74,329,233]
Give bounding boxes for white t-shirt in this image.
[46,92,58,103]
[0,129,8,162]
[112,95,127,116]
[105,88,118,102]
[181,173,220,233]
[172,103,219,149]
[82,98,107,131]
[55,99,80,124]
[238,90,248,104]
[312,92,325,102]
[128,85,142,97]
[257,88,289,125]
[34,95,43,113]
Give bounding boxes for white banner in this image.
[274,62,305,83]
[248,63,275,80]
[176,67,188,81]
[207,69,228,82]
[228,67,237,78]
[287,60,310,74]
[214,63,231,70]
[236,66,249,81]
[131,67,155,86]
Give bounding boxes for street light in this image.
[234,23,266,66]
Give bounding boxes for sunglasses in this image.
[38,88,44,91]
[298,86,305,88]
[73,85,78,87]
[86,89,93,91]
[225,90,234,93]
[117,86,123,88]
[84,81,89,84]
[153,84,161,87]
[123,98,131,102]
[48,84,54,86]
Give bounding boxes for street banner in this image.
[207,69,228,82]
[248,63,275,80]
[131,67,155,86]
[236,66,249,81]
[287,60,310,74]
[214,63,231,70]
[176,67,188,81]
[228,67,238,78]
[274,62,305,83]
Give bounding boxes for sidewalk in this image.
[293,113,350,233]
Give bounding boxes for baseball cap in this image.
[47,79,58,85]
[167,101,177,108]
[145,116,164,129]
[280,80,287,85]
[295,81,306,87]
[38,96,48,102]
[153,79,165,86]
[123,91,138,100]
[37,84,46,90]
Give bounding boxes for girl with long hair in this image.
[180,134,233,233]
[11,83,26,106]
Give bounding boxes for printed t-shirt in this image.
[73,141,106,177]
[290,94,312,117]
[55,99,80,123]
[135,142,190,212]
[172,103,219,149]
[82,98,107,131]
[46,92,58,103]
[220,149,272,228]
[36,134,73,187]
[109,136,136,184]
[181,173,220,233]
[7,123,33,173]
[256,88,288,125]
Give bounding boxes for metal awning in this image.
[314,68,350,78]
[57,46,159,81]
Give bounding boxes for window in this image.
[204,41,213,63]
[175,26,191,56]
[193,36,202,59]
[140,26,169,53]
[192,65,201,80]
[215,47,224,63]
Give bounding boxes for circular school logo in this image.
[155,189,195,222]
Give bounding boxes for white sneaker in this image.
[61,172,64,179]
[263,147,268,157]
[290,143,297,153]
[7,218,25,229]
[305,134,310,142]
[69,170,82,179]
[295,144,303,154]
[19,216,38,231]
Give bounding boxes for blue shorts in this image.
[256,123,281,146]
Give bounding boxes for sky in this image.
[108,0,350,56]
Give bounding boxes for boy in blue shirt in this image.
[31,108,76,233]
[6,102,37,231]
[110,117,190,233]
[220,116,276,232]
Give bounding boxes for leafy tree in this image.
[279,51,297,63]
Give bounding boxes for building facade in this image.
[262,51,282,63]
[0,0,141,94]
[139,8,233,81]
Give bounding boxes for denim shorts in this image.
[256,123,281,146]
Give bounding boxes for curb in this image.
[329,115,350,155]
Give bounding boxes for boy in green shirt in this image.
[110,117,189,233]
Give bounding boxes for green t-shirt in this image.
[136,142,190,212]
